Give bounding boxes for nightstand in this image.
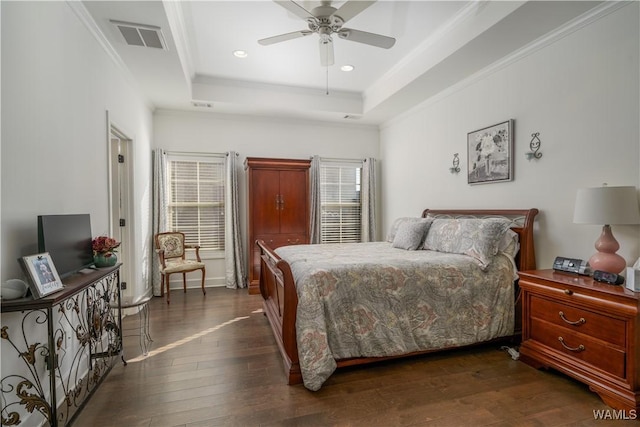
[519,270,640,412]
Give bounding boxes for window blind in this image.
[167,156,225,250]
[320,161,362,243]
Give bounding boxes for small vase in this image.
[94,253,117,268]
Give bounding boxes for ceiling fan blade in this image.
[319,38,334,66]
[273,0,316,21]
[337,28,395,49]
[258,30,313,46]
[333,0,376,23]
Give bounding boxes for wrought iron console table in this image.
[1,265,122,426]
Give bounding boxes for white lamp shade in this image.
[574,186,640,225]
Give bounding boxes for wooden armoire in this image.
[245,157,311,294]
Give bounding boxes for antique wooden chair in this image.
[155,232,206,304]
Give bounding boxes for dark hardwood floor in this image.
[73,287,625,426]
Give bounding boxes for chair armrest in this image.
[184,244,202,262]
[155,248,167,268]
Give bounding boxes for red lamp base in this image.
[589,225,627,274]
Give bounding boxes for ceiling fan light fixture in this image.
[261,0,394,66]
[340,64,354,72]
[233,50,248,58]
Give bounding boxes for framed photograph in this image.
[467,119,514,185]
[20,252,64,298]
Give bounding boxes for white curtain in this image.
[225,151,246,289]
[151,149,168,296]
[361,157,377,242]
[309,155,321,244]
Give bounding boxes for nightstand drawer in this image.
[530,318,626,378]
[530,295,625,347]
[519,270,640,411]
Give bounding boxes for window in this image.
[166,154,225,251]
[319,160,362,243]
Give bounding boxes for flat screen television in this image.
[37,214,94,278]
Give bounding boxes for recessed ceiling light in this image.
[340,64,354,72]
[233,50,248,58]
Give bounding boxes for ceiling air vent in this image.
[192,101,213,108]
[110,20,167,50]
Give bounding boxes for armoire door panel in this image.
[251,169,281,234]
[246,157,310,294]
[279,170,308,235]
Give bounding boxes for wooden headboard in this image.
[421,208,539,271]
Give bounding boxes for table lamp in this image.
[573,185,640,274]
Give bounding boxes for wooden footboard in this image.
[258,208,539,386]
[257,239,302,384]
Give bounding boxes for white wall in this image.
[1,2,152,423]
[1,2,153,295]
[380,3,640,271]
[153,110,379,288]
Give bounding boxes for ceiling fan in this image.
[258,0,396,66]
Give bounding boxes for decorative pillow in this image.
[423,218,512,269]
[392,220,432,250]
[386,217,431,242]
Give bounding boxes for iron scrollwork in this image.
[449,153,461,174]
[525,132,542,160]
[1,267,122,426]
[1,312,52,426]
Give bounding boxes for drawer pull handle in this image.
[558,311,586,326]
[558,336,585,352]
[563,289,573,295]
[287,239,300,244]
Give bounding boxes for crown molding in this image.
[153,107,378,131]
[381,0,630,130]
[162,0,194,94]
[373,1,496,87]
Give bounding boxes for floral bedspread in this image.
[275,242,516,391]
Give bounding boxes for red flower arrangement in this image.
[92,236,121,257]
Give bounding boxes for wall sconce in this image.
[449,153,461,174]
[525,132,542,160]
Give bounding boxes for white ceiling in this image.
[81,0,603,125]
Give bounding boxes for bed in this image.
[257,208,539,391]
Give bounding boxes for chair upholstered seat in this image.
[155,231,206,304]
[161,259,205,274]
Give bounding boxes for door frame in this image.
[106,111,135,297]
